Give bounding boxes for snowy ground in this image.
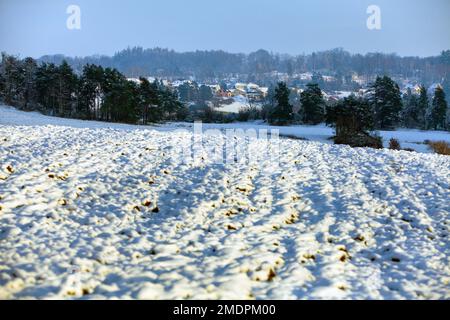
[217,95,251,113]
[165,122,450,154]
[2,105,448,154]
[0,105,449,300]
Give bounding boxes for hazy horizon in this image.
[32,46,450,60]
[4,44,449,62]
[1,0,450,59]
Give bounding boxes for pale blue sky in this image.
[1,0,449,58]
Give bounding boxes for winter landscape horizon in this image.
[0,0,449,306]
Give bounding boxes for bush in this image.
[238,106,261,122]
[389,138,401,150]
[237,108,250,122]
[334,132,383,149]
[428,141,450,155]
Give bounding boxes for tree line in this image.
[1,53,448,132]
[0,53,186,124]
[266,76,448,131]
[39,47,450,95]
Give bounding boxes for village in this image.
[128,72,435,114]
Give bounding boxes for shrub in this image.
[237,107,250,122]
[238,106,261,122]
[327,96,382,149]
[428,141,450,155]
[389,138,401,150]
[334,132,383,149]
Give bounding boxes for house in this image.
[235,83,247,92]
[246,88,262,101]
[232,88,247,96]
[352,74,367,86]
[208,84,221,93]
[299,72,313,81]
[216,89,233,98]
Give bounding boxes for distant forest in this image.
[39,47,450,87]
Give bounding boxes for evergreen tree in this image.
[429,86,448,130]
[368,76,403,129]
[0,53,24,105]
[0,72,4,101]
[78,64,105,119]
[270,82,293,125]
[326,95,382,149]
[300,83,325,124]
[138,77,160,123]
[21,57,38,110]
[35,63,59,115]
[102,68,130,122]
[442,77,450,101]
[102,76,139,123]
[401,87,419,128]
[198,85,213,102]
[326,95,374,136]
[159,88,185,121]
[177,82,198,102]
[416,85,429,129]
[260,84,277,121]
[0,53,184,125]
[266,83,277,108]
[56,60,78,117]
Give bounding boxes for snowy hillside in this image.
[1,105,449,153]
[167,123,450,154]
[0,106,449,299]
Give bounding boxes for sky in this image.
[1,0,449,58]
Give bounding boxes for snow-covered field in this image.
[166,122,450,154]
[1,105,449,153]
[217,95,251,113]
[0,105,449,300]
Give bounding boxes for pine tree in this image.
[0,72,4,101]
[102,68,128,122]
[368,76,403,129]
[102,77,139,124]
[138,77,160,123]
[0,55,38,110]
[429,86,448,130]
[159,88,184,121]
[56,60,78,117]
[270,82,293,125]
[326,95,374,136]
[0,53,24,106]
[300,83,325,125]
[442,76,450,100]
[78,64,105,119]
[177,82,198,103]
[401,87,419,128]
[261,84,277,121]
[0,54,184,125]
[416,85,429,129]
[21,57,38,110]
[35,63,59,115]
[325,95,381,148]
[198,85,213,103]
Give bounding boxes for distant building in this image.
[235,83,247,91]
